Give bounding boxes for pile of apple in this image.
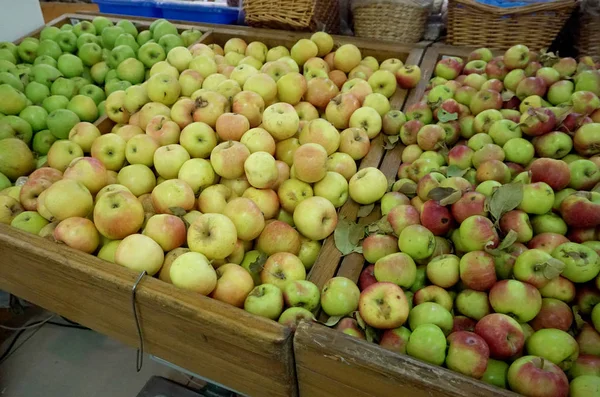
[320,45,600,397]
[0,32,423,333]
[0,16,201,162]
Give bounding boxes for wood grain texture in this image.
[0,224,296,397]
[41,2,99,23]
[295,322,518,397]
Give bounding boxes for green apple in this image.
[32,129,57,155]
[57,53,83,78]
[0,60,16,73]
[60,24,74,32]
[67,95,98,122]
[0,84,27,115]
[78,84,105,105]
[146,73,180,105]
[0,49,16,64]
[0,138,35,180]
[181,29,202,47]
[150,19,167,33]
[33,55,57,68]
[101,26,125,50]
[114,33,139,53]
[158,34,184,54]
[0,171,10,190]
[503,137,534,165]
[73,21,96,37]
[105,80,132,96]
[92,16,114,35]
[482,359,509,388]
[136,30,152,46]
[0,42,18,60]
[78,43,103,67]
[51,77,76,99]
[408,302,453,335]
[31,64,63,87]
[42,95,69,113]
[152,20,178,41]
[76,33,97,49]
[36,39,62,60]
[19,105,48,132]
[320,276,360,316]
[570,376,600,397]
[116,20,138,37]
[108,45,136,69]
[0,71,23,91]
[398,224,435,260]
[97,100,106,117]
[17,39,38,63]
[530,213,568,235]
[553,242,600,283]
[406,324,447,366]
[56,31,77,53]
[0,116,32,144]
[518,182,555,215]
[90,61,109,84]
[526,329,578,370]
[24,81,50,104]
[11,211,49,234]
[71,77,90,93]
[39,25,61,41]
[138,42,166,68]
[116,58,145,84]
[105,69,118,83]
[47,108,80,139]
[243,283,284,320]
[592,304,600,333]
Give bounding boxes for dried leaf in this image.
[383,135,399,150]
[446,165,469,178]
[437,108,458,123]
[439,189,463,206]
[366,217,395,235]
[365,326,379,343]
[334,217,365,255]
[169,207,187,217]
[352,245,364,254]
[354,311,367,330]
[542,258,566,279]
[397,182,417,196]
[488,183,523,223]
[428,187,458,202]
[248,252,268,274]
[572,305,585,334]
[357,204,375,218]
[322,315,344,327]
[486,230,519,256]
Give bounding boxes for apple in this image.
[93,189,144,240]
[142,214,186,252]
[53,217,99,254]
[570,355,600,378]
[0,196,23,225]
[373,252,416,288]
[244,284,284,320]
[538,276,576,303]
[475,313,525,360]
[115,234,164,276]
[349,167,387,205]
[256,220,301,256]
[261,102,300,141]
[242,187,279,220]
[260,252,306,290]
[406,324,447,366]
[456,289,491,320]
[507,356,569,397]
[379,326,411,354]
[530,298,573,332]
[387,204,420,236]
[568,160,600,190]
[339,127,370,160]
[167,251,217,295]
[292,196,337,241]
[552,242,600,283]
[313,171,348,208]
[151,178,195,215]
[282,280,320,311]
[446,331,490,379]
[489,279,542,324]
[481,359,509,389]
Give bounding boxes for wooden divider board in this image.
[294,44,517,397]
[1,13,428,397]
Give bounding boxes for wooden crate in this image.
[1,14,426,397]
[294,44,516,397]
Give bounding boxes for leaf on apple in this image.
[501,90,516,102]
[437,108,458,123]
[353,311,367,330]
[446,165,469,179]
[383,134,399,150]
[366,217,394,236]
[169,207,187,217]
[485,229,518,256]
[396,182,417,197]
[572,305,586,334]
[334,216,365,256]
[541,258,566,279]
[488,183,523,223]
[321,315,343,327]
[365,326,379,343]
[248,252,268,274]
[427,187,461,206]
[539,51,559,67]
[357,203,375,218]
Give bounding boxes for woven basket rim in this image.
[450,0,577,15]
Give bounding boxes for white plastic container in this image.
[0,0,45,42]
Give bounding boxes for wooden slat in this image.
[295,322,518,397]
[41,2,99,23]
[0,224,296,397]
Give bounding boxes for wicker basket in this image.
[577,13,600,57]
[243,0,340,33]
[446,0,577,50]
[351,0,430,43]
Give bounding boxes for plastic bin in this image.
[158,1,239,24]
[92,0,162,18]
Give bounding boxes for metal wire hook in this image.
[132,270,147,372]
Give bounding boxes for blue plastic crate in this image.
[157,1,239,25]
[93,0,162,18]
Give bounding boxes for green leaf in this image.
[169,207,187,217]
[437,108,458,123]
[357,204,375,218]
[354,311,367,330]
[249,252,268,274]
[396,182,417,196]
[366,217,395,235]
[334,216,365,256]
[322,315,344,327]
[542,258,566,280]
[485,229,519,256]
[488,183,523,223]
[501,90,516,102]
[365,326,379,343]
[427,187,458,202]
[572,305,585,334]
[446,165,469,178]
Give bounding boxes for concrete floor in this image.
[0,314,207,396]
